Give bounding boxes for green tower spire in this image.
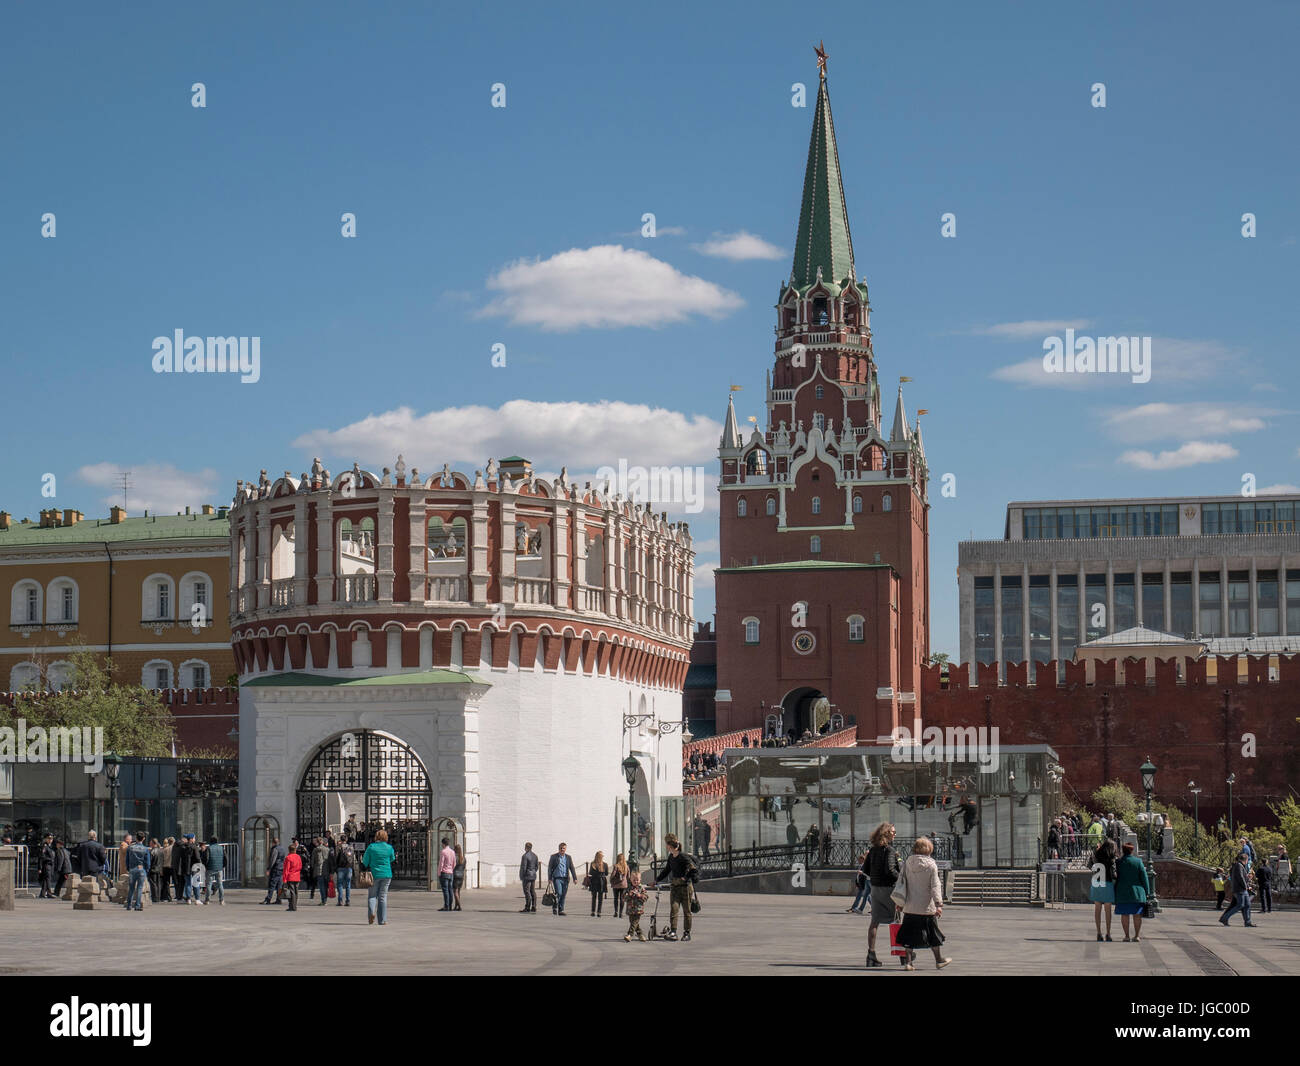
[790,47,856,290]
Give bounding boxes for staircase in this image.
[947,869,1036,906]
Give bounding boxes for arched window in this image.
[813,412,825,431]
[847,615,865,643]
[882,493,893,513]
[47,661,75,692]
[746,450,768,477]
[743,617,760,644]
[179,572,211,627]
[142,659,173,690]
[47,578,78,624]
[142,574,175,621]
[737,497,748,517]
[813,297,829,326]
[810,535,822,554]
[765,496,776,516]
[10,580,41,625]
[853,495,863,514]
[179,659,210,689]
[812,496,821,515]
[9,662,40,692]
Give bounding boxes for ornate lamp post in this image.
[1140,757,1158,909]
[103,751,122,847]
[1226,773,1236,838]
[622,756,640,871]
[1188,781,1202,852]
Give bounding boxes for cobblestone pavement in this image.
[0,887,1294,976]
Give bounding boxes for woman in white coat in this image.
[891,836,953,971]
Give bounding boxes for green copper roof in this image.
[0,513,229,546]
[791,75,856,289]
[243,669,488,688]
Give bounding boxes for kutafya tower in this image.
[714,44,930,743]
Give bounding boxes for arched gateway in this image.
[296,730,432,881]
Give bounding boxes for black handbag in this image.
[1141,899,1154,918]
[690,887,701,914]
[542,886,557,908]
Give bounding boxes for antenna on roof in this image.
[116,470,132,513]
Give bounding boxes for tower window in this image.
[853,495,863,514]
[848,615,865,642]
[813,412,825,431]
[813,297,829,326]
[812,496,821,515]
[810,535,822,554]
[737,497,747,517]
[882,493,893,513]
[766,496,776,516]
[815,385,824,399]
[743,618,760,644]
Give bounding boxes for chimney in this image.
[201,504,214,516]
[39,509,56,528]
[0,512,9,531]
[63,509,83,526]
[185,506,191,515]
[498,456,532,481]
[217,505,229,519]
[110,506,127,524]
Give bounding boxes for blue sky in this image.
[3,1,1298,657]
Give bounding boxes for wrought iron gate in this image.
[296,731,432,882]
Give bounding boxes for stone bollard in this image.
[60,876,84,901]
[73,878,102,911]
[0,845,15,912]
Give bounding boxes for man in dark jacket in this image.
[547,843,578,916]
[655,833,698,942]
[77,830,108,887]
[333,837,354,907]
[1256,860,1274,914]
[123,834,151,912]
[171,835,197,904]
[38,834,56,898]
[1219,853,1256,928]
[519,842,540,913]
[262,837,287,904]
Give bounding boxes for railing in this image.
[426,575,468,602]
[339,574,377,602]
[696,836,955,880]
[580,585,606,612]
[271,578,294,609]
[515,577,551,605]
[236,588,252,613]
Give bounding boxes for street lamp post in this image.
[622,756,640,871]
[1226,773,1236,838]
[1140,757,1158,910]
[103,751,122,847]
[1189,781,1202,855]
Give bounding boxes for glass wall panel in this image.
[1056,578,1079,657]
[728,755,759,795]
[757,757,821,795]
[819,755,856,794]
[1171,574,1193,637]
[974,581,996,664]
[1001,578,1022,662]
[1142,574,1165,630]
[1085,576,1107,641]
[730,796,761,852]
[761,795,818,847]
[1113,574,1135,631]
[1029,582,1051,663]
[1199,574,1222,637]
[1288,571,1300,635]
[1258,572,1279,636]
[1228,572,1251,636]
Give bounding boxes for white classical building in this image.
[228,455,694,881]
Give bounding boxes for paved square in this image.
[0,887,1294,976]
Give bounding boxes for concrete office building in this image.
[958,494,1300,675]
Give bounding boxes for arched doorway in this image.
[782,687,828,739]
[296,731,432,882]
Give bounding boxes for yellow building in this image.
[1,505,234,692]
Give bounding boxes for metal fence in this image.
[694,836,951,880]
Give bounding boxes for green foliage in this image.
[0,647,175,757]
[1268,798,1300,864]
[1090,781,1139,824]
[928,653,950,668]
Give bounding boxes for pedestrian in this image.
[848,851,870,915]
[53,838,71,898]
[654,833,698,942]
[1091,835,1117,941]
[892,836,951,970]
[1114,841,1151,941]
[519,842,539,913]
[313,837,332,906]
[1275,846,1291,888]
[334,836,354,907]
[171,834,193,904]
[453,843,466,911]
[623,870,648,941]
[1212,867,1226,910]
[304,837,319,900]
[1047,818,1061,860]
[1240,836,1255,865]
[864,823,901,967]
[282,841,303,912]
[76,829,108,890]
[123,833,151,912]
[436,837,456,911]
[262,836,286,905]
[1219,852,1256,927]
[1256,860,1274,914]
[147,839,162,902]
[547,842,578,916]
[205,837,226,905]
[587,850,609,917]
[38,834,55,898]
[160,837,174,902]
[610,853,629,918]
[362,828,395,926]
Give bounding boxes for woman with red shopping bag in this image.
[865,822,904,967]
[891,836,952,971]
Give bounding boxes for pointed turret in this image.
[913,416,926,459]
[790,59,856,289]
[720,394,743,449]
[889,385,911,443]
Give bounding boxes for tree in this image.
[1,647,175,757]
[928,653,950,668]
[1090,781,1138,824]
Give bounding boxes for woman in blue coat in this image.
[1113,842,1151,942]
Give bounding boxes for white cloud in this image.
[1119,442,1238,470]
[1103,403,1274,444]
[477,244,741,330]
[972,319,1092,338]
[1257,483,1300,495]
[691,230,785,261]
[992,336,1239,387]
[77,462,222,516]
[991,357,1098,388]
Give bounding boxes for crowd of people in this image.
[260,827,401,925]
